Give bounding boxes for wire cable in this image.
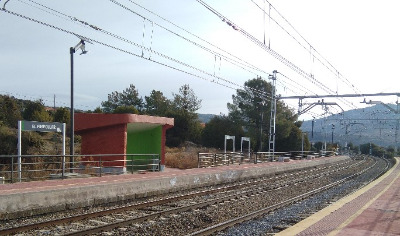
[196,0,337,97]
[0,6,272,101]
[251,0,363,96]
[14,0,275,98]
[126,0,272,79]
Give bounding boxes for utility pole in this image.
[259,100,265,152]
[268,70,277,157]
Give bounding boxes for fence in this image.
[197,152,253,167]
[0,153,160,184]
[198,150,333,168]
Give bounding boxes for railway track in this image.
[191,155,391,235]
[0,155,388,235]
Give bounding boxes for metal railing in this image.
[0,154,160,184]
[198,150,335,168]
[198,152,280,167]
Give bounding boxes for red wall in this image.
[75,113,173,168]
[79,124,127,167]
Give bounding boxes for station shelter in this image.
[74,113,174,173]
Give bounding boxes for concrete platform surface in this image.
[277,157,400,236]
[0,155,348,219]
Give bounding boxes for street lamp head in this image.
[73,39,88,55]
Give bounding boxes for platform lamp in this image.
[70,39,88,172]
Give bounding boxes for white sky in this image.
[1,0,400,120]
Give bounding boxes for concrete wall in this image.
[0,156,349,220]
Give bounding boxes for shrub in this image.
[165,147,198,169]
[165,145,219,169]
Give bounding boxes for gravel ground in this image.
[218,156,390,236]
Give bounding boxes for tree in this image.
[144,90,171,116]
[227,77,306,152]
[0,95,22,128]
[23,100,52,122]
[113,105,139,114]
[0,126,43,156]
[54,107,70,124]
[101,84,144,113]
[201,115,244,150]
[274,103,305,151]
[313,141,324,151]
[172,84,201,114]
[166,84,202,147]
[93,107,103,113]
[227,77,272,151]
[166,112,191,147]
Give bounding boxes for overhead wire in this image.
[0,2,273,101]
[16,0,275,99]
[195,0,339,98]
[3,0,362,118]
[108,0,274,94]
[248,0,359,108]
[251,0,363,96]
[125,0,273,80]
[278,73,316,96]
[8,1,327,109]
[4,0,331,118]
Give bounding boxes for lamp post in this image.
[259,100,266,152]
[70,39,87,171]
[301,132,305,156]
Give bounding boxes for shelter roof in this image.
[75,113,174,132]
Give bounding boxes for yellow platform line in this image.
[277,157,399,236]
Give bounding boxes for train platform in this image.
[0,155,348,220]
[278,157,400,236]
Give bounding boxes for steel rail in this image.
[189,156,386,235]
[0,181,259,235]
[60,158,369,235]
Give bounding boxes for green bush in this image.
[0,126,44,156]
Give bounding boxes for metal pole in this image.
[311,118,315,138]
[224,135,227,153]
[99,156,102,177]
[260,101,264,151]
[70,47,75,172]
[301,133,304,156]
[11,154,14,183]
[62,123,66,178]
[17,120,22,182]
[268,70,277,157]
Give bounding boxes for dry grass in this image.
[165,143,219,169]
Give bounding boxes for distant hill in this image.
[301,104,400,148]
[197,114,216,123]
